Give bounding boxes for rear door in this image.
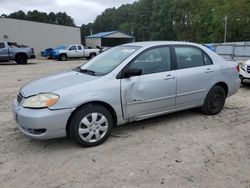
[173,46,215,108]
[120,46,176,119]
[0,43,9,61]
[77,45,84,57]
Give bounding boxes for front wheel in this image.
[202,85,226,115]
[69,104,113,147]
[59,54,67,61]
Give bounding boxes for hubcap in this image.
[78,113,108,143]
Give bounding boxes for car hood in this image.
[21,70,97,97]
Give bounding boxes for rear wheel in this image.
[202,85,226,115]
[87,53,96,60]
[59,54,67,61]
[69,104,113,147]
[15,54,27,64]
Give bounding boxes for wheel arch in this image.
[59,53,67,57]
[66,101,117,137]
[214,82,229,96]
[15,52,28,59]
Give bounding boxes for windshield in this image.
[79,46,140,75]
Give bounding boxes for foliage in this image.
[3,0,250,43]
[2,10,75,26]
[82,0,250,43]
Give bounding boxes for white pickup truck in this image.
[57,45,100,61]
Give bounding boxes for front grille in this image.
[247,66,250,73]
[17,92,23,105]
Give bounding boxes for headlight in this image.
[240,62,245,71]
[23,93,59,109]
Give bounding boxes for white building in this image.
[0,18,81,56]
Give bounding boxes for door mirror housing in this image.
[123,68,142,78]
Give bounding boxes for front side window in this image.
[175,47,204,69]
[129,47,171,75]
[69,46,77,51]
[0,43,5,49]
[79,46,140,75]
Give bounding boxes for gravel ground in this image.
[0,59,249,188]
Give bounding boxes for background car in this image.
[41,45,65,59]
[239,60,250,84]
[0,42,35,64]
[56,44,100,61]
[41,48,53,58]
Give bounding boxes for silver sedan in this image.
[13,41,240,147]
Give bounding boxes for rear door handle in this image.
[205,68,214,73]
[164,74,175,80]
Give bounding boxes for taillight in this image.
[236,64,240,72]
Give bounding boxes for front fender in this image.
[49,77,125,124]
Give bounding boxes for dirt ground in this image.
[0,59,249,188]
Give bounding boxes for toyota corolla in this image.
[13,42,240,147]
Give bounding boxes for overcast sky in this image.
[0,0,138,26]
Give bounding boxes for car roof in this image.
[123,41,202,48]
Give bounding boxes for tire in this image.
[241,78,245,85]
[59,54,67,61]
[15,54,28,64]
[69,104,114,147]
[87,53,96,60]
[202,85,226,115]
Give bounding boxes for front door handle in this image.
[205,68,214,73]
[164,74,175,80]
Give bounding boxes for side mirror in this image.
[123,68,142,78]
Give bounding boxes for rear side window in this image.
[0,43,5,49]
[175,47,204,69]
[129,47,171,75]
[78,45,82,50]
[204,53,213,65]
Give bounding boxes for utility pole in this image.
[224,15,228,43]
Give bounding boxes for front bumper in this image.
[30,55,36,59]
[12,99,73,140]
[52,53,59,59]
[240,68,250,79]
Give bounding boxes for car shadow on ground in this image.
[22,108,202,150]
[0,62,37,65]
[241,81,250,88]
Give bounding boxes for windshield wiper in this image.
[80,69,97,76]
[72,67,98,76]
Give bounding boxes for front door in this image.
[121,46,176,119]
[0,43,9,61]
[68,45,77,58]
